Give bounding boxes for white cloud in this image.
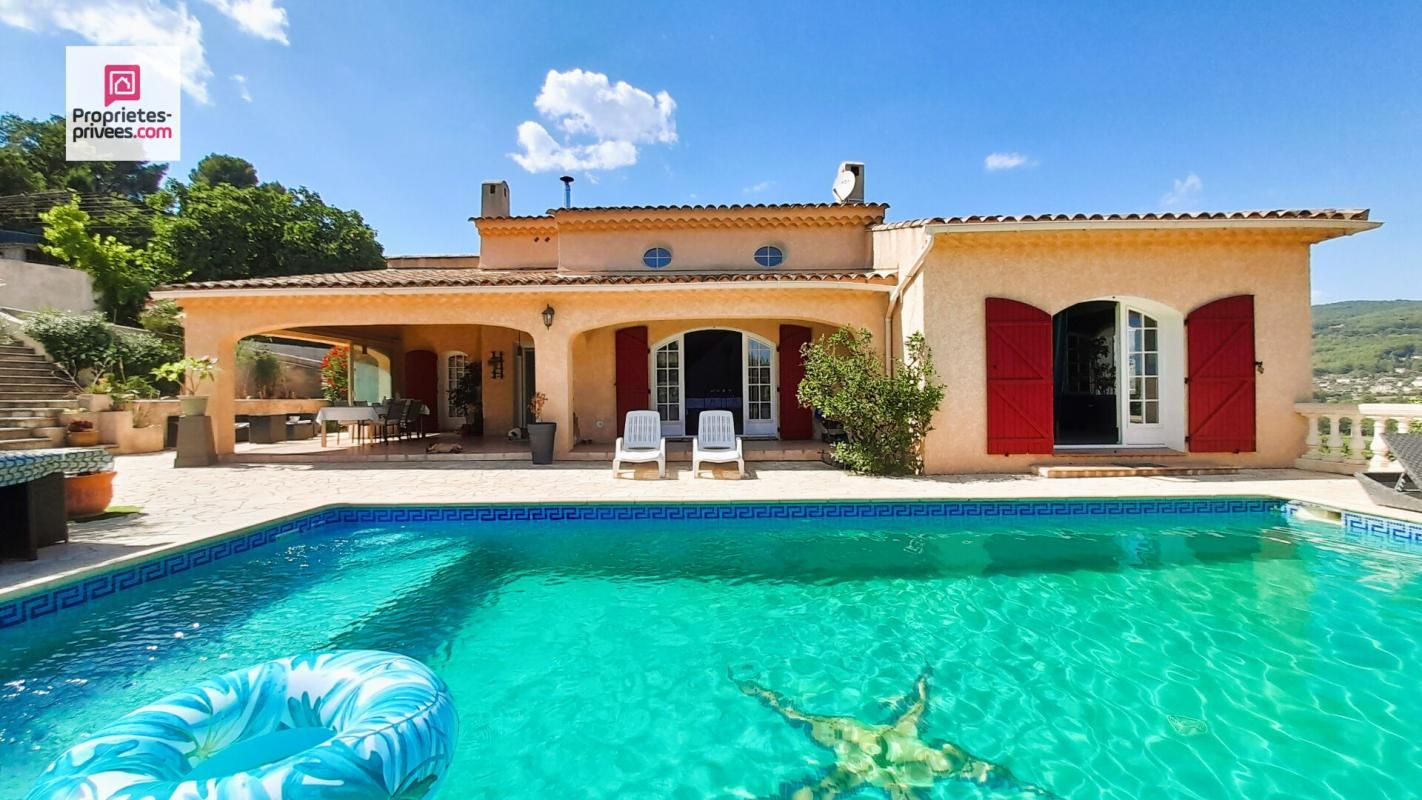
[510,68,677,173]
[984,152,1033,171]
[202,0,287,44]
[232,73,251,102]
[743,180,774,194]
[1160,173,1203,208]
[0,0,212,103]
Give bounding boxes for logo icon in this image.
[103,64,140,106]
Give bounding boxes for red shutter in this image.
[1187,295,1256,453]
[778,324,813,440]
[985,298,1054,454]
[615,326,649,435]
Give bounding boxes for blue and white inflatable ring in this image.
[27,650,459,800]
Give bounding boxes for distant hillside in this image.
[1312,299,1422,402]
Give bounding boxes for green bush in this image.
[22,309,113,378]
[238,340,282,398]
[138,299,184,337]
[796,327,946,476]
[113,327,182,386]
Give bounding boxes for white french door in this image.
[1120,305,1167,446]
[650,331,778,438]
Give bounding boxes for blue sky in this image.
[2,1,1419,301]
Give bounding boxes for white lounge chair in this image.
[691,410,744,478]
[613,410,666,478]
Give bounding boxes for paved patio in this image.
[3,452,1419,600]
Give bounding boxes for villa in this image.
[154,163,1380,473]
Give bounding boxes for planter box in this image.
[65,429,100,447]
[96,410,132,445]
[118,423,165,454]
[77,393,112,412]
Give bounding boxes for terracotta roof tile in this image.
[872,208,1372,230]
[158,268,896,293]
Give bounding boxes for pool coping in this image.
[2,495,1420,631]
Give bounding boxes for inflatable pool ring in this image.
[27,650,458,800]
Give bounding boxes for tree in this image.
[39,198,165,322]
[149,182,385,282]
[0,114,166,198]
[796,328,946,476]
[189,153,258,188]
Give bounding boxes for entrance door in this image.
[1120,305,1165,445]
[651,330,778,438]
[403,349,438,418]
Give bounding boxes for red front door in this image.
[403,349,438,420]
[985,298,1054,454]
[614,326,649,435]
[1186,295,1256,453]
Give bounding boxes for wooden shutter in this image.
[1187,295,1256,453]
[985,298,1054,454]
[615,326,649,435]
[778,324,813,440]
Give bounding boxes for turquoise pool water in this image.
[3,503,1422,798]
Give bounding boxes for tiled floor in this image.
[3,452,1419,600]
[232,436,826,462]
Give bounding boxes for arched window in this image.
[754,245,784,268]
[642,247,672,268]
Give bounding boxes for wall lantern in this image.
[542,304,556,329]
[489,351,505,379]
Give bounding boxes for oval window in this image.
[754,245,784,268]
[642,247,672,268]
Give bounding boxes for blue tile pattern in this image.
[1341,511,1422,553]
[0,447,112,488]
[0,496,1305,631]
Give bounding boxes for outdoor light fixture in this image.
[489,351,504,379]
[542,304,555,329]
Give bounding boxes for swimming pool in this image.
[3,498,1421,798]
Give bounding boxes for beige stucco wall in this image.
[911,229,1316,473]
[0,258,96,312]
[175,285,888,455]
[555,225,874,273]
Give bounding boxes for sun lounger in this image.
[691,409,744,478]
[613,410,666,478]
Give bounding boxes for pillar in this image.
[184,325,239,456]
[533,328,574,457]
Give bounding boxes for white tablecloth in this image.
[315,407,380,424]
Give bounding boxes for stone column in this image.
[183,325,238,456]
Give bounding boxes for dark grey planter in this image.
[527,421,556,465]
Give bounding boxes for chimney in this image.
[480,180,510,218]
[559,175,574,209]
[831,161,865,204]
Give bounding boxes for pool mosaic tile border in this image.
[1341,511,1422,553]
[0,495,1397,631]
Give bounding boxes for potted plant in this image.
[65,468,115,519]
[65,419,99,447]
[153,355,219,417]
[526,392,555,465]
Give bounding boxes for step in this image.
[0,365,64,376]
[0,355,53,367]
[0,379,75,389]
[1035,464,1240,479]
[0,427,40,441]
[0,392,77,400]
[0,344,37,355]
[0,437,59,451]
[0,416,55,428]
[0,399,75,409]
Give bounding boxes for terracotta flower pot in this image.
[66,429,100,447]
[180,396,210,417]
[65,470,115,519]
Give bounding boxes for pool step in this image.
[1035,463,1239,479]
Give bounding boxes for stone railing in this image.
[1295,402,1422,474]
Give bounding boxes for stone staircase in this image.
[0,341,77,451]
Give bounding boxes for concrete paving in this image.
[3,451,1418,600]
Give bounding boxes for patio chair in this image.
[378,399,410,443]
[691,409,744,478]
[401,398,426,440]
[1356,432,1422,513]
[613,410,666,478]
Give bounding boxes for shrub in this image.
[238,341,282,398]
[22,309,113,378]
[319,346,349,403]
[796,327,946,476]
[112,328,182,384]
[152,355,219,396]
[138,299,184,337]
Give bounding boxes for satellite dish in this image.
[832,168,858,204]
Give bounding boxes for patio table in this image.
[0,447,113,561]
[314,406,380,446]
